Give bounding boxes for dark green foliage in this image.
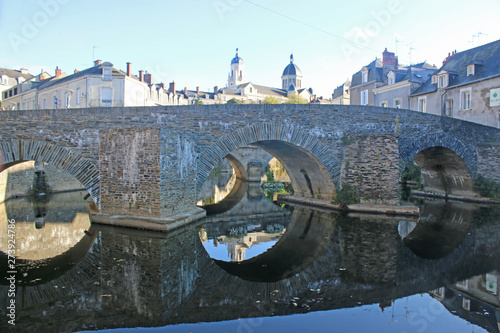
[332,184,359,208]
[401,161,421,186]
[474,175,500,199]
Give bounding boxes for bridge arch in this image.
[399,133,476,196]
[198,123,339,200]
[0,140,99,204]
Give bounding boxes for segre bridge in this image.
[0,104,499,229]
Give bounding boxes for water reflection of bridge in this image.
[1,196,499,331]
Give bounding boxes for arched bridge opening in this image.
[0,140,99,205]
[413,146,474,196]
[197,124,339,208]
[400,134,477,198]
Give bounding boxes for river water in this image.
[1,185,499,333]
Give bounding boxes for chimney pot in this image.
[139,70,144,82]
[196,86,200,94]
[55,66,62,78]
[126,62,131,77]
[74,69,79,74]
[184,87,187,94]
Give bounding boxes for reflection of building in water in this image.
[429,271,500,333]
[217,224,286,262]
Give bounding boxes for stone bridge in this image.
[0,105,499,227]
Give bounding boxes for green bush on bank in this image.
[474,175,500,199]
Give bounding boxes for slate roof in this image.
[410,39,500,97]
[251,84,288,97]
[36,64,128,92]
[350,59,386,87]
[0,68,33,81]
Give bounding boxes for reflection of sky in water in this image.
[82,293,486,333]
[202,237,279,262]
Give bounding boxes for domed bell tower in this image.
[228,48,246,88]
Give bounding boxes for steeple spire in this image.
[290,53,294,63]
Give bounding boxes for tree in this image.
[285,93,308,104]
[227,98,245,104]
[263,96,280,104]
[193,95,204,105]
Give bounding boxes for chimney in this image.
[20,68,28,74]
[144,72,152,84]
[126,62,131,77]
[382,48,398,69]
[139,70,144,82]
[159,82,165,89]
[214,86,218,93]
[196,86,200,94]
[55,66,62,78]
[169,81,176,93]
[94,59,102,66]
[442,51,456,65]
[184,87,187,94]
[74,69,79,74]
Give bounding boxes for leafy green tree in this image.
[193,95,204,105]
[227,98,245,104]
[285,93,308,104]
[263,96,280,104]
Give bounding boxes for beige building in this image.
[1,60,188,110]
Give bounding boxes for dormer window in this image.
[432,75,437,84]
[102,63,113,81]
[388,72,395,85]
[438,74,448,88]
[467,64,475,76]
[103,67,112,80]
[361,69,368,83]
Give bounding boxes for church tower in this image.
[281,53,303,91]
[228,48,246,88]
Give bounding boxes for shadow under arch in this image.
[211,207,336,282]
[399,134,476,196]
[400,201,475,260]
[0,139,99,204]
[198,123,339,201]
[200,153,249,215]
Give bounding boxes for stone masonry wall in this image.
[342,135,400,205]
[477,143,500,182]
[99,128,161,217]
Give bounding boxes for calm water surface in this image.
[1,186,499,333]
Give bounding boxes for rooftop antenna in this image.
[477,32,487,46]
[92,46,99,63]
[395,36,402,57]
[408,42,416,66]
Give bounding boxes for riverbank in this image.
[277,194,420,217]
[411,190,500,205]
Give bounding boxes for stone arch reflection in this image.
[203,207,336,282]
[0,191,96,286]
[399,201,475,260]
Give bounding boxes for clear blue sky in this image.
[1,0,499,98]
